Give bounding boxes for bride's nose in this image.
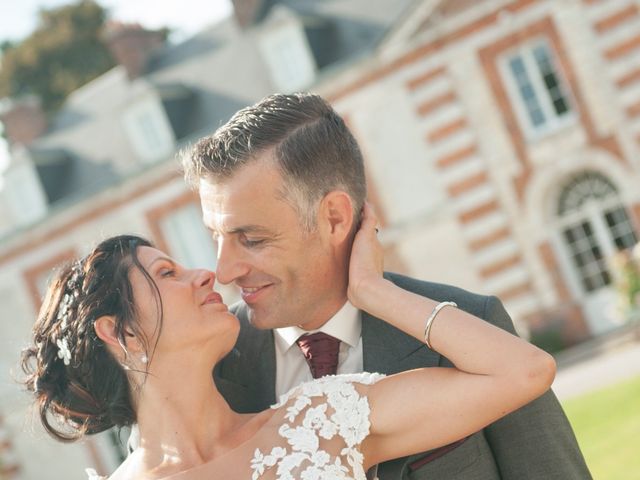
[193,269,215,287]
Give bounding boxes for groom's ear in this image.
[318,190,354,245]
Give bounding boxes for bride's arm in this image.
[351,204,556,469]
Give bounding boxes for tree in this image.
[0,0,115,113]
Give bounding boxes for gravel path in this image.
[552,337,640,401]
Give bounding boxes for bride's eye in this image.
[159,268,175,278]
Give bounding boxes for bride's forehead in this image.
[132,247,176,273]
[136,246,164,262]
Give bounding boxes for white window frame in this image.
[121,95,176,165]
[258,20,316,93]
[158,202,218,270]
[156,201,241,303]
[2,151,48,228]
[557,203,613,294]
[499,38,576,139]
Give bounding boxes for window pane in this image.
[509,55,546,127]
[553,98,569,115]
[582,275,595,292]
[529,106,546,126]
[574,251,588,268]
[563,221,610,293]
[583,221,592,236]
[509,56,526,75]
[604,207,638,250]
[565,228,575,243]
[533,44,571,117]
[542,71,559,90]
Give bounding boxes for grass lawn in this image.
[562,375,640,480]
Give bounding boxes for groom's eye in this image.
[242,236,265,248]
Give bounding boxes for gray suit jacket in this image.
[215,272,592,479]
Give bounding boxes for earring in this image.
[141,355,148,364]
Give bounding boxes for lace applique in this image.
[251,372,385,480]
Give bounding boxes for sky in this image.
[0,0,233,174]
[0,0,233,44]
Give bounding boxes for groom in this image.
[182,93,591,479]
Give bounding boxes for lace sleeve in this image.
[251,372,385,480]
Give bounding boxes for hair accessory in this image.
[423,301,457,350]
[56,338,71,366]
[55,262,85,366]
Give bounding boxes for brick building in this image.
[323,0,640,343]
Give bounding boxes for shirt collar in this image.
[274,301,361,352]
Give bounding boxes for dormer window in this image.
[258,15,316,92]
[1,148,48,231]
[122,94,175,164]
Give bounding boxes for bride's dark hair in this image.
[20,235,161,442]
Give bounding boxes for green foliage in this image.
[0,40,15,52]
[563,375,640,480]
[0,0,115,112]
[611,245,640,322]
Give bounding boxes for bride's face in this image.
[129,246,240,363]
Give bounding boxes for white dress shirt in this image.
[273,301,363,397]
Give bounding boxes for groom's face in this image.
[199,154,346,330]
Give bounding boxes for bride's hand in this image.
[347,202,387,311]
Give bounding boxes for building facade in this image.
[324,0,640,343]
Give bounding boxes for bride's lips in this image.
[202,291,224,305]
[240,284,272,304]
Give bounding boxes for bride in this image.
[21,205,555,479]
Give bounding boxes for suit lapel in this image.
[216,303,277,412]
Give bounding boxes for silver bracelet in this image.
[423,301,457,350]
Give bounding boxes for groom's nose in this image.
[215,238,250,284]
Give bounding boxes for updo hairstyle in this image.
[20,235,161,442]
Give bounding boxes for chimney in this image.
[0,96,47,147]
[231,0,265,28]
[102,22,166,80]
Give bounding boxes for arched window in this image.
[557,172,637,293]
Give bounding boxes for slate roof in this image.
[30,148,119,205]
[24,0,416,209]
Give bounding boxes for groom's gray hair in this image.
[181,92,366,231]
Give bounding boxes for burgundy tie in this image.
[296,332,341,379]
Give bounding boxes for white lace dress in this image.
[251,372,384,480]
[86,372,384,480]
